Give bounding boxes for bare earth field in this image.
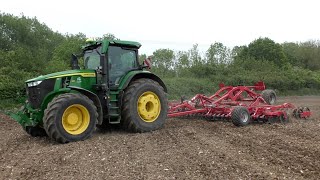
[0,96,319,179]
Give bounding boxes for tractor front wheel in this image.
[121,78,168,132]
[43,93,98,143]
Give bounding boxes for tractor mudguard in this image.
[42,86,103,125]
[118,71,167,92]
[68,86,103,125]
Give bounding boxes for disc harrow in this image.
[168,81,311,126]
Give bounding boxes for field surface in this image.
[0,96,319,179]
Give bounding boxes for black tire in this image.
[43,93,98,143]
[231,106,251,127]
[121,78,168,132]
[261,89,276,105]
[24,126,47,137]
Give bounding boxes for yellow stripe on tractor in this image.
[49,73,96,79]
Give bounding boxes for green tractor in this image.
[10,39,168,143]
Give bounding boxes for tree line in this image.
[0,13,319,100]
[143,35,320,98]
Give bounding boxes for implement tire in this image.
[231,106,251,127]
[43,93,98,143]
[121,78,168,132]
[261,89,276,105]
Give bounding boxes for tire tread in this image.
[43,93,98,143]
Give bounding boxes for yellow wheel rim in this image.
[137,91,161,122]
[62,104,90,135]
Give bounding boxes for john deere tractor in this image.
[10,39,168,143]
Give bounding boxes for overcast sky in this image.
[1,0,319,55]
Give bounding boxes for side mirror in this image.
[71,54,80,70]
[143,56,152,69]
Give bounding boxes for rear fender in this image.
[119,72,167,92]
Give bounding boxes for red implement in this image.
[168,81,311,126]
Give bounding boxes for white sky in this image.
[1,0,319,55]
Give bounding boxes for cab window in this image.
[108,46,137,85]
[84,47,101,69]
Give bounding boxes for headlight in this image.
[27,80,42,87]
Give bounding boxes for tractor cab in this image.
[81,39,142,87]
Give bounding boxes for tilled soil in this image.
[0,96,319,179]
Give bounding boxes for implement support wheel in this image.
[231,106,251,127]
[261,89,277,105]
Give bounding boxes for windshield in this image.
[108,46,138,85]
[84,47,101,69]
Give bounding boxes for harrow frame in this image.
[168,81,311,126]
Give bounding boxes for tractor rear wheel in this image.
[262,89,276,105]
[231,106,251,126]
[121,78,168,132]
[43,93,98,143]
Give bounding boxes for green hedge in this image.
[163,78,219,100]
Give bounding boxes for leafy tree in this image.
[237,37,287,67]
[138,54,147,64]
[189,44,202,66]
[99,33,119,41]
[283,40,320,70]
[298,40,320,70]
[231,46,246,60]
[152,49,175,77]
[206,42,231,65]
[0,13,64,99]
[176,51,190,68]
[175,51,190,77]
[188,44,212,78]
[47,33,86,73]
[282,42,301,67]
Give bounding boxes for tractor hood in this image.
[26,69,96,82]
